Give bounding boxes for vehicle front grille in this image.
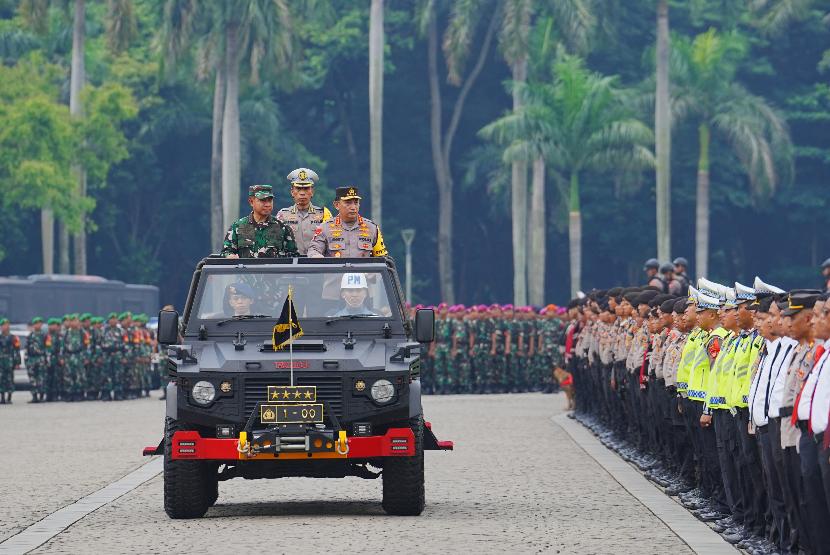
[244,374,344,420]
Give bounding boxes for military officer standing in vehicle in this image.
[222,184,299,258]
[276,168,332,255]
[307,186,388,258]
[0,317,20,404]
[26,317,49,403]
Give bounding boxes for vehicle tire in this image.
[381,415,425,516]
[163,417,210,519]
[205,464,219,507]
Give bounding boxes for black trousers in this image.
[698,407,728,512]
[757,424,789,548]
[769,417,801,552]
[818,433,830,516]
[714,410,745,522]
[682,397,704,492]
[798,430,830,555]
[734,409,767,536]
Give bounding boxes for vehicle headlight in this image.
[370,379,395,403]
[191,381,216,405]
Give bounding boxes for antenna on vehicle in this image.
[289,285,294,387]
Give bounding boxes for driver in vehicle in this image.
[226,282,256,316]
[328,273,378,317]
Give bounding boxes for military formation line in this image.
[0,312,162,404]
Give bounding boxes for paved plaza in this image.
[0,392,730,554]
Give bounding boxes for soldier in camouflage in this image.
[449,305,471,394]
[80,313,99,400]
[61,314,86,402]
[45,317,63,401]
[0,317,21,404]
[432,304,452,394]
[222,184,299,259]
[100,313,124,401]
[25,317,49,403]
[470,305,492,394]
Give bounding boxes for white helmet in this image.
[341,273,368,290]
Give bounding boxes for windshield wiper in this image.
[325,314,380,325]
[217,314,273,327]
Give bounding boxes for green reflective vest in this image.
[676,328,707,393]
[705,331,738,410]
[688,327,730,402]
[727,331,764,408]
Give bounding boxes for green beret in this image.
[0,318,8,326]
[62,314,71,322]
[107,312,118,320]
[47,317,61,325]
[91,316,104,324]
[31,317,43,324]
[80,313,92,321]
[118,311,131,320]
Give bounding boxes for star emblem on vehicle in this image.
[282,390,291,399]
[304,391,312,399]
[293,390,302,399]
[270,390,279,400]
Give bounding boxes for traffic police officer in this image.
[307,186,388,258]
[276,168,332,255]
[221,184,299,258]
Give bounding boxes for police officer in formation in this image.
[569,274,830,554]
[417,303,567,395]
[0,311,162,404]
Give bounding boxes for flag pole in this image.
[289,285,294,386]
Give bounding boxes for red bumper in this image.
[168,427,416,461]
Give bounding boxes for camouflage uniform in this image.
[25,325,50,399]
[81,318,99,399]
[433,317,453,393]
[61,327,86,400]
[46,321,63,401]
[129,327,144,396]
[472,316,493,393]
[0,327,21,401]
[490,316,508,393]
[221,213,299,258]
[100,320,124,399]
[452,316,472,394]
[505,316,522,392]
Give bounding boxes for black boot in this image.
[30,392,39,403]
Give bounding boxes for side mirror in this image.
[157,310,180,345]
[414,308,435,343]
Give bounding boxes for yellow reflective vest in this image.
[688,327,730,403]
[705,332,738,410]
[677,328,708,393]
[727,331,765,408]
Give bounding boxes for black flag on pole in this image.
[272,288,303,350]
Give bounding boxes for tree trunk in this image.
[70,0,87,275]
[528,157,546,305]
[655,0,671,263]
[210,67,225,251]
[41,209,54,274]
[695,123,710,281]
[221,22,241,230]
[568,172,581,297]
[58,222,70,274]
[511,58,528,306]
[369,0,384,226]
[427,11,455,303]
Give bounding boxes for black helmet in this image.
[673,257,689,267]
[659,263,674,274]
[821,258,830,270]
[643,258,660,271]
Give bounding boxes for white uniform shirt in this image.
[808,343,830,434]
[748,338,796,426]
[796,339,830,421]
[767,337,800,418]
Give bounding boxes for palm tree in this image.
[21,0,136,274]
[444,0,594,305]
[369,0,384,226]
[481,53,654,296]
[673,30,793,279]
[654,0,671,263]
[160,1,295,233]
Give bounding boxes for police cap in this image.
[643,258,660,270]
[822,258,830,270]
[335,186,361,201]
[673,257,689,267]
[286,168,319,187]
[659,263,674,274]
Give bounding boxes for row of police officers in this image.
[568,277,830,554]
[0,312,159,403]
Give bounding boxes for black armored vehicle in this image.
[145,256,452,518]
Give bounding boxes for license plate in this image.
[260,403,324,424]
